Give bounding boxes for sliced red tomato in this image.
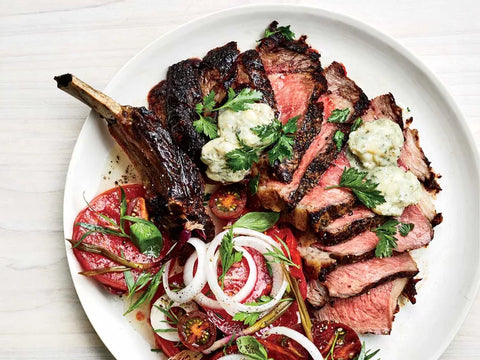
[201,247,273,335]
[312,320,362,359]
[71,184,169,292]
[154,336,180,358]
[264,323,310,359]
[258,335,309,360]
[266,226,307,299]
[209,185,247,220]
[177,311,217,351]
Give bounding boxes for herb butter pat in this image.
[201,103,274,182]
[348,118,404,169]
[367,166,422,216]
[347,118,422,216]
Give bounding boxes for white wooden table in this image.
[1,0,479,358]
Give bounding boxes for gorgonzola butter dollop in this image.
[201,103,274,183]
[347,117,422,216]
[348,118,404,169]
[367,166,422,216]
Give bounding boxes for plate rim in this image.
[62,4,480,359]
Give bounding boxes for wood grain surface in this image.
[1,0,479,359]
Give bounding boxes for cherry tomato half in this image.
[209,185,247,220]
[312,320,362,359]
[177,311,217,351]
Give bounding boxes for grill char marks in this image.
[323,253,418,298]
[199,41,239,104]
[147,80,168,127]
[318,206,383,245]
[315,278,409,335]
[108,107,214,238]
[257,21,327,183]
[399,127,441,193]
[288,152,355,231]
[166,42,240,164]
[235,49,278,114]
[362,93,403,128]
[289,62,369,204]
[166,59,204,162]
[276,102,324,183]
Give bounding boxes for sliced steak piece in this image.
[395,204,433,252]
[288,152,355,231]
[257,21,327,184]
[297,232,336,280]
[318,207,383,245]
[147,80,168,127]
[324,253,418,298]
[234,49,278,114]
[318,231,379,265]
[199,41,239,103]
[166,58,205,161]
[398,127,441,193]
[361,93,403,128]
[307,279,330,308]
[317,204,433,263]
[289,62,369,204]
[166,42,239,163]
[314,278,408,335]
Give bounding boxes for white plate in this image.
[63,4,480,360]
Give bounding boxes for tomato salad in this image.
[69,183,379,360]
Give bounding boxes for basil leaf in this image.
[122,215,163,257]
[236,336,271,360]
[232,212,280,232]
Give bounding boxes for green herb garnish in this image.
[333,130,345,151]
[218,228,243,288]
[264,236,299,269]
[351,117,363,131]
[354,342,381,360]
[264,24,296,41]
[232,311,261,327]
[194,88,263,139]
[327,108,350,123]
[236,336,272,360]
[374,219,414,258]
[326,167,386,209]
[124,264,165,315]
[231,211,280,232]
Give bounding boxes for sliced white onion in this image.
[215,355,249,360]
[163,237,207,303]
[206,229,288,316]
[264,326,324,360]
[150,294,198,342]
[184,251,222,310]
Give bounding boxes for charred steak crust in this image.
[289,62,369,205]
[166,42,240,165]
[235,49,278,115]
[166,58,205,161]
[276,102,324,183]
[257,21,328,183]
[107,106,214,239]
[147,80,168,127]
[199,41,239,103]
[318,212,384,246]
[307,196,357,231]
